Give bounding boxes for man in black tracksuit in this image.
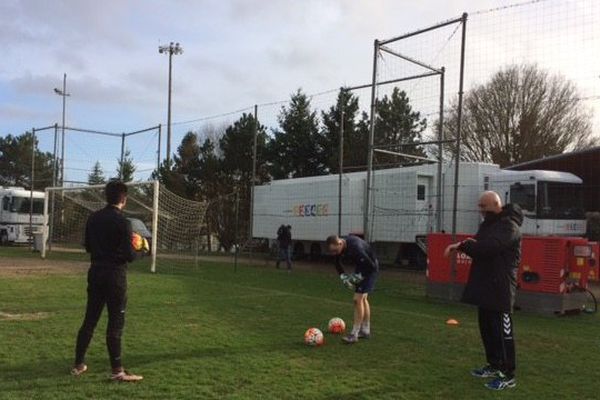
[445,191,522,391]
[276,224,292,270]
[71,180,144,382]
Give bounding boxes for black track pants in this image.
[75,267,127,369]
[478,307,516,378]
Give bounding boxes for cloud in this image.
[0,0,598,142]
[0,104,52,122]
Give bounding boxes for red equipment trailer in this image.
[589,242,599,282]
[426,233,595,315]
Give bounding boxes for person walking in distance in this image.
[276,224,292,271]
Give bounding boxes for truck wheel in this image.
[0,231,8,245]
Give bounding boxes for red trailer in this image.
[426,233,594,314]
[589,242,599,282]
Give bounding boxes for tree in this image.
[220,113,269,185]
[0,132,54,190]
[116,149,136,182]
[320,89,368,173]
[172,131,203,200]
[196,137,221,199]
[372,87,427,166]
[209,113,271,250]
[88,161,106,185]
[195,136,223,251]
[443,64,594,167]
[269,89,326,178]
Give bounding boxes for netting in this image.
[34,125,161,186]
[21,1,599,269]
[43,181,208,272]
[156,183,209,256]
[359,16,464,244]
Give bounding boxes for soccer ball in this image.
[304,328,324,346]
[328,317,346,334]
[131,232,144,251]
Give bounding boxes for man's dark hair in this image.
[326,235,339,246]
[105,180,128,205]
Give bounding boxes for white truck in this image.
[0,187,45,244]
[252,162,586,266]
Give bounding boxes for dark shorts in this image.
[355,271,378,294]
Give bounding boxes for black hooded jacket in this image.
[458,204,523,313]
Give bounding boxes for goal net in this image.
[41,181,208,272]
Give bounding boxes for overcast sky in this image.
[1,0,598,182]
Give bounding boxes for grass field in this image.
[1,248,599,400]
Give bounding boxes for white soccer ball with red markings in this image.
[304,327,324,346]
[328,317,346,334]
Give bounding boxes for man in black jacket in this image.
[71,180,145,382]
[444,191,522,391]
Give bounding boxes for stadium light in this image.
[53,73,70,186]
[158,41,184,165]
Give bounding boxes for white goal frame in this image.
[41,180,160,273]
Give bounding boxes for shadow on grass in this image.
[0,339,305,388]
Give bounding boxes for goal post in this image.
[151,179,159,273]
[41,180,208,273]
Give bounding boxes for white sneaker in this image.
[110,370,143,382]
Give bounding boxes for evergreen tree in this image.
[320,89,367,173]
[87,161,106,185]
[373,87,427,166]
[116,149,136,182]
[0,132,54,189]
[269,89,325,178]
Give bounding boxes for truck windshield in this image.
[537,181,585,220]
[510,183,536,212]
[10,197,44,214]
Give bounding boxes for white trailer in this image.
[0,187,45,244]
[252,162,586,265]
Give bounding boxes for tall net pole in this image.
[29,127,36,248]
[437,68,446,232]
[250,104,258,241]
[338,91,345,236]
[364,39,380,241]
[450,13,469,299]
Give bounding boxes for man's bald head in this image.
[478,191,503,216]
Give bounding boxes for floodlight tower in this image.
[158,41,183,165]
[53,73,70,185]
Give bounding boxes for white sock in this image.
[361,321,370,334]
[351,325,361,336]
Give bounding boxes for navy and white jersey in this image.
[334,235,379,276]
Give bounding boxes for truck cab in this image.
[0,187,45,244]
[488,170,586,236]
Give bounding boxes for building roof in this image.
[507,146,600,170]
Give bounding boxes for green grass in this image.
[1,248,599,399]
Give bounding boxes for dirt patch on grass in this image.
[0,311,51,321]
[0,257,87,277]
